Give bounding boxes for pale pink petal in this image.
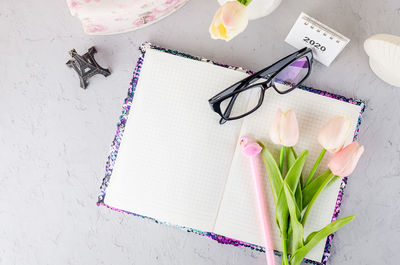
[221,1,244,27]
[279,110,299,147]
[328,142,364,177]
[318,115,350,153]
[209,1,248,41]
[269,109,282,145]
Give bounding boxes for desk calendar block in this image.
[285,12,350,66]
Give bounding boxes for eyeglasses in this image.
[209,47,313,124]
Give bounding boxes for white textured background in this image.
[1,0,399,264]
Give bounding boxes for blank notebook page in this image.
[104,49,248,232]
[213,88,361,261]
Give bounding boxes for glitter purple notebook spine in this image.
[97,43,365,265]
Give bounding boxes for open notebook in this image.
[98,43,364,264]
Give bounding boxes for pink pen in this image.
[240,136,276,265]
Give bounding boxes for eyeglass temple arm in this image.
[254,51,303,79]
[211,48,304,102]
[210,74,254,102]
[220,51,302,123]
[217,48,310,124]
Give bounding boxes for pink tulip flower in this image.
[269,109,299,147]
[328,142,364,177]
[318,115,351,153]
[209,1,248,41]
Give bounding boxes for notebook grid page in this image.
[104,49,248,232]
[213,88,361,262]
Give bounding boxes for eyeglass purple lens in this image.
[272,56,309,92]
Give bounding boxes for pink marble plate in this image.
[67,0,189,35]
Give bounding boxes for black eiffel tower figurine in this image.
[66,47,111,89]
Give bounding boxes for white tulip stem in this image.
[279,145,286,174]
[304,148,327,187]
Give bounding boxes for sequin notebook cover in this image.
[97,43,365,265]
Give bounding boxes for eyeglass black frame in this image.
[208,47,313,124]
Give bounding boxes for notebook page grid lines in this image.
[210,86,267,234]
[104,48,249,232]
[97,55,144,205]
[213,88,361,262]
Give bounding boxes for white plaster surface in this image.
[1,1,399,264]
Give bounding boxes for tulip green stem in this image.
[281,238,288,265]
[279,145,286,174]
[304,148,327,187]
[237,0,252,6]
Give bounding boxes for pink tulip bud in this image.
[209,1,248,41]
[318,115,351,153]
[269,109,299,147]
[328,142,364,177]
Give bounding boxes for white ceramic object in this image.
[364,34,400,87]
[66,0,189,35]
[217,0,281,20]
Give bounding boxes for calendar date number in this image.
[303,37,326,52]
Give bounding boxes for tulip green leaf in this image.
[261,146,289,263]
[305,149,327,187]
[285,150,308,194]
[302,172,336,226]
[275,188,289,238]
[285,149,308,219]
[302,170,331,209]
[304,231,318,245]
[287,147,303,211]
[290,215,356,265]
[261,146,283,204]
[260,140,356,265]
[258,130,355,265]
[326,175,341,189]
[294,184,302,213]
[283,182,304,254]
[283,149,308,254]
[287,146,297,166]
[286,147,297,172]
